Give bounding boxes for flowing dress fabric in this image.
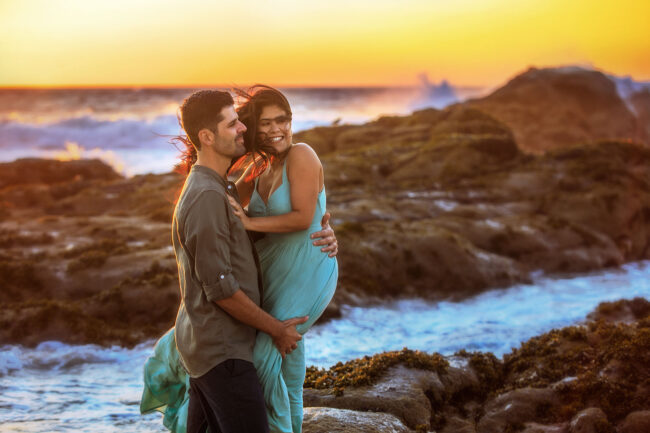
[248,160,338,433]
[140,329,190,432]
[140,160,338,433]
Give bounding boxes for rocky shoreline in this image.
[299,298,650,433]
[2,124,650,346]
[1,66,649,431]
[1,67,649,347]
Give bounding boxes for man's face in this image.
[207,105,247,159]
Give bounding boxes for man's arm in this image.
[216,291,307,358]
[310,212,338,257]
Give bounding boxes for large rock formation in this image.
[302,298,650,433]
[463,67,646,153]
[0,161,182,346]
[306,106,650,307]
[2,99,650,346]
[0,158,121,189]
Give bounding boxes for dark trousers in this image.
[187,359,269,433]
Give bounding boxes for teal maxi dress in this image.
[141,159,338,433]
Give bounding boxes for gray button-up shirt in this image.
[172,164,261,378]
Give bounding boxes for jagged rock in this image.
[2,83,650,347]
[568,407,611,433]
[466,67,643,153]
[0,158,121,188]
[586,298,650,324]
[439,416,476,433]
[629,89,650,143]
[336,221,528,300]
[520,422,568,433]
[304,365,440,429]
[476,387,559,433]
[618,410,650,433]
[302,407,412,433]
[300,306,648,433]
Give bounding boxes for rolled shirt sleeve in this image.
[184,190,240,302]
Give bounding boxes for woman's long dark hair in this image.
[172,125,198,175]
[229,85,293,181]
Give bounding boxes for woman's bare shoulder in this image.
[285,143,322,183]
[288,142,320,163]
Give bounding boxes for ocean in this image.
[2,83,648,432]
[0,85,484,176]
[1,261,649,432]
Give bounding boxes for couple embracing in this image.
[140,86,339,433]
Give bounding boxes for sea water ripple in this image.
[1,261,649,432]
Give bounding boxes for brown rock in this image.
[586,298,650,324]
[477,387,559,433]
[336,221,527,300]
[0,158,121,188]
[568,408,611,433]
[439,416,476,433]
[302,407,413,433]
[466,67,642,153]
[630,89,650,142]
[304,365,438,429]
[4,73,650,348]
[521,423,568,433]
[619,411,650,433]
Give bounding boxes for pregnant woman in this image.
[228,85,338,432]
[141,85,338,433]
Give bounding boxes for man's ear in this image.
[198,128,213,148]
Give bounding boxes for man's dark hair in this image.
[181,90,234,150]
[174,90,234,174]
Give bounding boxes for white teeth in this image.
[271,137,283,142]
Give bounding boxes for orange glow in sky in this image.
[1,0,649,87]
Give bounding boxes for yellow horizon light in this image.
[1,0,649,88]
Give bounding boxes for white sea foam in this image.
[1,262,649,431]
[305,260,650,367]
[0,86,484,176]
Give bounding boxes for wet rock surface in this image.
[2,67,650,348]
[301,299,649,433]
[302,407,412,433]
[304,365,441,429]
[316,114,650,309]
[464,67,647,153]
[568,407,610,433]
[0,162,182,346]
[618,410,650,433]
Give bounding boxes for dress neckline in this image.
[254,159,287,207]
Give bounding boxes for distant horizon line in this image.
[3,65,649,91]
[0,83,487,91]
[4,63,650,91]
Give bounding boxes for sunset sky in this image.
[1,0,649,88]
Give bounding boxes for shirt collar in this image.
[192,164,238,196]
[192,164,228,188]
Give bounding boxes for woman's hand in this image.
[227,195,251,229]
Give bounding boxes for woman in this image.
[141,86,338,433]
[228,85,338,433]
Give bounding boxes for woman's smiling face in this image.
[257,104,292,153]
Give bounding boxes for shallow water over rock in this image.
[1,261,649,432]
[306,261,650,367]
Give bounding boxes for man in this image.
[172,90,336,433]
